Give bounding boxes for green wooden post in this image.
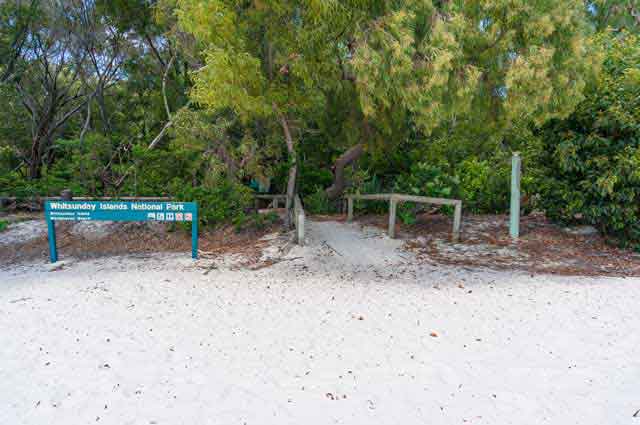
[510,152,521,239]
[192,203,199,259]
[47,219,58,263]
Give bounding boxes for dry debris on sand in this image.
[356,212,640,276]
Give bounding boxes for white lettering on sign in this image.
[49,202,96,211]
[99,203,128,210]
[166,203,185,211]
[131,203,163,211]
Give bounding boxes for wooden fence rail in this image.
[345,193,462,241]
[253,194,287,209]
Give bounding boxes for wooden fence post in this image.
[388,197,397,238]
[453,201,462,242]
[347,197,354,222]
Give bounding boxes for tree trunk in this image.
[28,132,47,180]
[28,147,42,180]
[275,105,296,228]
[28,158,41,180]
[325,143,364,199]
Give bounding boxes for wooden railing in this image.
[252,193,304,245]
[253,194,287,209]
[345,193,462,241]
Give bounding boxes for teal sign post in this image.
[44,200,198,262]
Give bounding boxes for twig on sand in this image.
[250,256,303,270]
[9,297,32,303]
[203,263,218,275]
[321,241,342,256]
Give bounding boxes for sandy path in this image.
[1,220,639,424]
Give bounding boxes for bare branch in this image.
[163,54,177,121]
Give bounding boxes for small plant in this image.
[233,211,279,232]
[0,220,8,232]
[303,186,331,215]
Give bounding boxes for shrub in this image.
[298,166,333,199]
[0,220,8,232]
[303,185,331,215]
[393,163,458,224]
[170,178,253,227]
[233,211,279,232]
[456,156,510,214]
[538,31,640,248]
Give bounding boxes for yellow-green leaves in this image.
[190,48,270,119]
[172,0,599,148]
[173,0,237,47]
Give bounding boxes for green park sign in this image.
[45,200,198,262]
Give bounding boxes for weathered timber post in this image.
[453,200,462,242]
[510,152,521,239]
[347,197,354,222]
[297,211,305,245]
[388,196,398,238]
[61,189,73,201]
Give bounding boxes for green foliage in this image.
[587,1,640,33]
[0,220,8,232]
[393,163,459,224]
[346,171,389,215]
[456,157,510,214]
[233,211,279,232]
[538,31,640,248]
[0,0,629,240]
[393,163,457,198]
[346,0,598,139]
[170,178,253,227]
[297,165,333,199]
[303,186,331,215]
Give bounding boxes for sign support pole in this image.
[510,152,521,240]
[47,219,58,263]
[192,204,198,259]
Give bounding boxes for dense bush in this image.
[0,141,256,229]
[303,186,332,215]
[456,157,511,214]
[538,31,640,248]
[170,178,254,227]
[340,156,517,224]
[392,163,458,224]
